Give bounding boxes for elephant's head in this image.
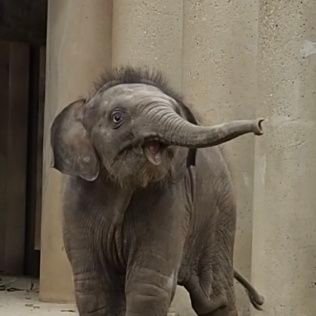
[51,68,263,187]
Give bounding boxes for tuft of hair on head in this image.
[89,66,182,103]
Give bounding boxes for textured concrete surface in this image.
[112,0,183,93]
[40,0,112,302]
[182,1,259,314]
[251,1,316,315]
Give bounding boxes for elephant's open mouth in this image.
[143,140,167,166]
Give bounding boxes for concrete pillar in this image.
[251,1,316,315]
[112,0,183,93]
[182,1,259,314]
[40,0,112,302]
[112,2,189,314]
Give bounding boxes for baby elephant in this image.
[51,67,264,316]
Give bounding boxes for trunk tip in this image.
[254,118,264,135]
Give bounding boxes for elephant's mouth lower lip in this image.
[143,140,166,166]
[115,135,169,166]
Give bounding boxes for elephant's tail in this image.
[234,270,264,310]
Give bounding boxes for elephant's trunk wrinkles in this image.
[145,106,264,148]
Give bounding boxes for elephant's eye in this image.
[111,109,124,127]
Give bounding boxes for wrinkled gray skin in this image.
[51,79,264,316]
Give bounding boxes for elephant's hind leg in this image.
[188,211,238,315]
[186,277,237,316]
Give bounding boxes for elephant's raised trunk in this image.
[144,106,264,149]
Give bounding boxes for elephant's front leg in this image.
[124,185,187,316]
[125,265,176,316]
[64,223,125,316]
[72,257,125,316]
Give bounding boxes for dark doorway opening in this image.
[0,0,47,278]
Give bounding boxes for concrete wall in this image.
[182,1,259,314]
[40,0,112,301]
[41,0,316,315]
[112,0,183,93]
[251,1,316,315]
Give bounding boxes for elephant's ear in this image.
[50,99,100,181]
